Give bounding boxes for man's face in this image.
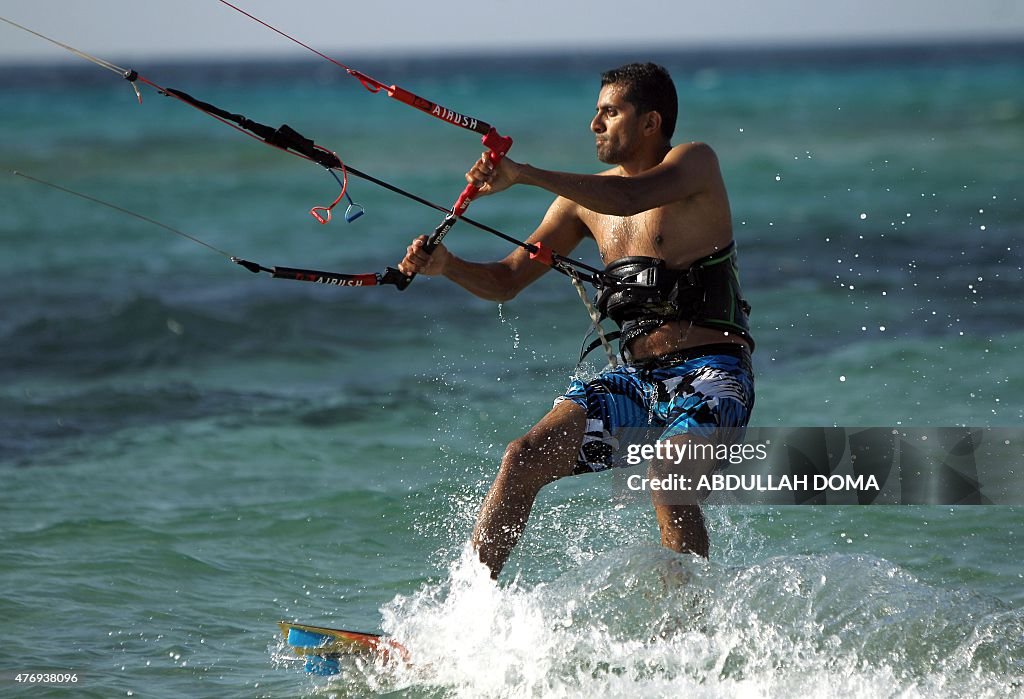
[591,83,644,164]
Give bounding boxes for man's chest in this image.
[585,209,669,263]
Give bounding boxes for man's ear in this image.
[643,110,663,137]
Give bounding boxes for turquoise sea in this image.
[1,38,1023,698]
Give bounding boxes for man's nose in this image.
[591,114,604,133]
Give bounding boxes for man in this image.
[399,63,755,579]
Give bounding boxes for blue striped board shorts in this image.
[554,343,755,474]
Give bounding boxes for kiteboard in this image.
[278,621,410,675]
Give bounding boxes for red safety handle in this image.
[452,128,514,216]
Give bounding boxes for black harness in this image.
[583,242,754,360]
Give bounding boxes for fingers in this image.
[465,151,495,188]
[398,235,447,276]
[466,152,520,196]
[398,235,429,275]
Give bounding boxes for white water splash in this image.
[338,545,1024,698]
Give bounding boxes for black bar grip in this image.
[395,212,456,291]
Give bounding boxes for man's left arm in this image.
[472,142,720,216]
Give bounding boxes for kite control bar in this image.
[388,128,513,290]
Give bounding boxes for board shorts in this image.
[554,343,755,474]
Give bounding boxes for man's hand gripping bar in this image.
[387,128,513,291]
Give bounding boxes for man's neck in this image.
[617,143,673,177]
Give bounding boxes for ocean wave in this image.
[0,295,256,379]
[0,380,285,465]
[330,546,1024,698]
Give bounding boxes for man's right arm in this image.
[397,195,589,303]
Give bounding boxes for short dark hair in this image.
[600,62,677,140]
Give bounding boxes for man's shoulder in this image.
[667,141,719,164]
[664,142,725,195]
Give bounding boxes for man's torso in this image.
[574,148,749,359]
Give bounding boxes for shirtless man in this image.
[399,63,755,579]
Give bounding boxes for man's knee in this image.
[501,431,581,491]
[647,436,720,479]
[647,435,720,507]
[494,401,585,492]
[498,435,565,492]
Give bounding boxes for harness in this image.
[582,242,754,361]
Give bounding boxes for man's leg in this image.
[648,434,719,558]
[472,400,587,579]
